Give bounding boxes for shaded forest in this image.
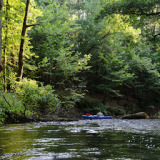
[0,0,160,123]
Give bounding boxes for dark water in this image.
[0,119,160,160]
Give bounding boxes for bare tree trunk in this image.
[3,0,9,91]
[11,47,15,66]
[17,0,39,81]
[0,0,3,72]
[17,0,30,81]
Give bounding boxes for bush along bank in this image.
[0,79,61,124]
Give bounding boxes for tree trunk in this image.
[0,0,3,72]
[17,0,30,81]
[3,0,9,91]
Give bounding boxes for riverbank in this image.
[2,100,160,124]
[3,112,160,125]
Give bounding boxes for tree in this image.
[0,0,42,91]
[69,0,160,108]
[17,0,31,81]
[29,0,160,111]
[3,0,9,91]
[97,0,160,51]
[17,0,40,81]
[30,0,91,108]
[0,0,2,71]
[97,0,160,17]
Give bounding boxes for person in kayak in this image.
[95,110,104,117]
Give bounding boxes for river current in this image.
[0,119,160,160]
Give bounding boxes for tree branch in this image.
[26,24,40,28]
[153,33,160,40]
[2,95,12,108]
[86,31,110,54]
[120,11,160,16]
[28,66,55,78]
[154,33,160,37]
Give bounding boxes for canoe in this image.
[82,115,113,119]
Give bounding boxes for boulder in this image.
[122,112,149,119]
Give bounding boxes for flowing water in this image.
[0,119,160,160]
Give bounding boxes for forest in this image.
[0,0,160,123]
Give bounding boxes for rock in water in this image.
[122,112,149,119]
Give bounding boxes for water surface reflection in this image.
[0,119,160,160]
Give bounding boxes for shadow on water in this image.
[0,119,160,160]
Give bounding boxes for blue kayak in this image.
[82,115,113,119]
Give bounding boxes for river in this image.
[0,119,160,160]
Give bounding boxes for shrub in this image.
[0,93,25,123]
[15,78,61,115]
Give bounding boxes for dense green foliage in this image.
[0,0,160,123]
[0,79,61,123]
[30,0,91,109]
[15,78,61,114]
[0,93,25,123]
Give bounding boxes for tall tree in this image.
[3,0,9,91]
[17,0,39,81]
[0,0,2,72]
[69,0,160,107]
[30,0,91,108]
[17,0,30,81]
